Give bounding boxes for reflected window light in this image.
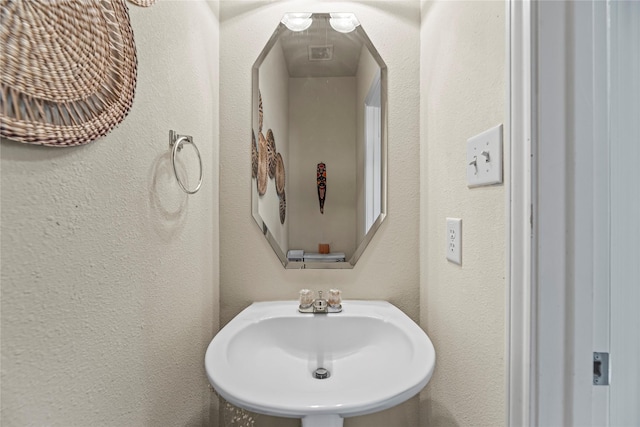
[281,13,313,32]
[329,13,360,33]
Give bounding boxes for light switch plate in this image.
[467,124,503,187]
[446,218,462,265]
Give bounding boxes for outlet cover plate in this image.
[446,218,462,265]
[467,124,503,187]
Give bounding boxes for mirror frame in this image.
[251,13,388,269]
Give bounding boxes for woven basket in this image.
[257,131,268,196]
[266,128,276,179]
[275,152,285,197]
[0,0,138,147]
[128,0,157,7]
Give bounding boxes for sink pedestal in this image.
[302,415,343,427]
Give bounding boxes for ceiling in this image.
[278,15,366,78]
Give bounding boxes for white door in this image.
[606,1,640,425]
[591,0,640,424]
[525,1,640,425]
[586,0,639,424]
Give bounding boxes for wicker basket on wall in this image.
[128,0,157,7]
[0,0,138,147]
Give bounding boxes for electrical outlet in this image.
[446,218,462,265]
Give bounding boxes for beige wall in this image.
[0,2,220,426]
[220,1,421,426]
[419,1,506,426]
[0,1,508,426]
[288,77,357,257]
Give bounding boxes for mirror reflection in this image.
[251,13,387,269]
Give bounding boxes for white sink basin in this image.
[204,300,435,427]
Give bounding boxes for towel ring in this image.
[169,131,203,194]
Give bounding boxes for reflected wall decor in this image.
[317,162,327,214]
[251,13,387,269]
[253,87,287,224]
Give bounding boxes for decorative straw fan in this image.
[275,152,285,197]
[0,0,138,147]
[279,191,286,224]
[128,0,157,6]
[258,90,263,133]
[257,132,268,196]
[251,130,258,178]
[266,129,276,179]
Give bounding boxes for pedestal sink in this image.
[204,300,435,427]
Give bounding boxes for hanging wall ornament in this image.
[275,152,285,197]
[0,0,138,147]
[317,162,327,214]
[257,132,268,196]
[258,90,264,133]
[279,191,286,225]
[266,129,276,179]
[251,130,258,178]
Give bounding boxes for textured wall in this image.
[419,1,506,426]
[220,1,421,426]
[0,2,220,426]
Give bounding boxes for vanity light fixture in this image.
[281,13,313,32]
[329,13,360,33]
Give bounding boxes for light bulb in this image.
[281,13,313,32]
[329,13,360,33]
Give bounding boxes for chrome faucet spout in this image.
[313,291,327,311]
[298,290,342,313]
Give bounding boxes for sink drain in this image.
[313,367,330,379]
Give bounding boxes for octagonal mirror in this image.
[251,13,387,269]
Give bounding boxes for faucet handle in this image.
[299,289,314,308]
[328,289,342,308]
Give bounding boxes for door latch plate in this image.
[593,352,609,386]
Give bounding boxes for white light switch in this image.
[467,124,503,187]
[446,218,462,265]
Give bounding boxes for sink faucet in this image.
[299,289,342,313]
[313,291,328,312]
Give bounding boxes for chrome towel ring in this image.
[169,130,203,194]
